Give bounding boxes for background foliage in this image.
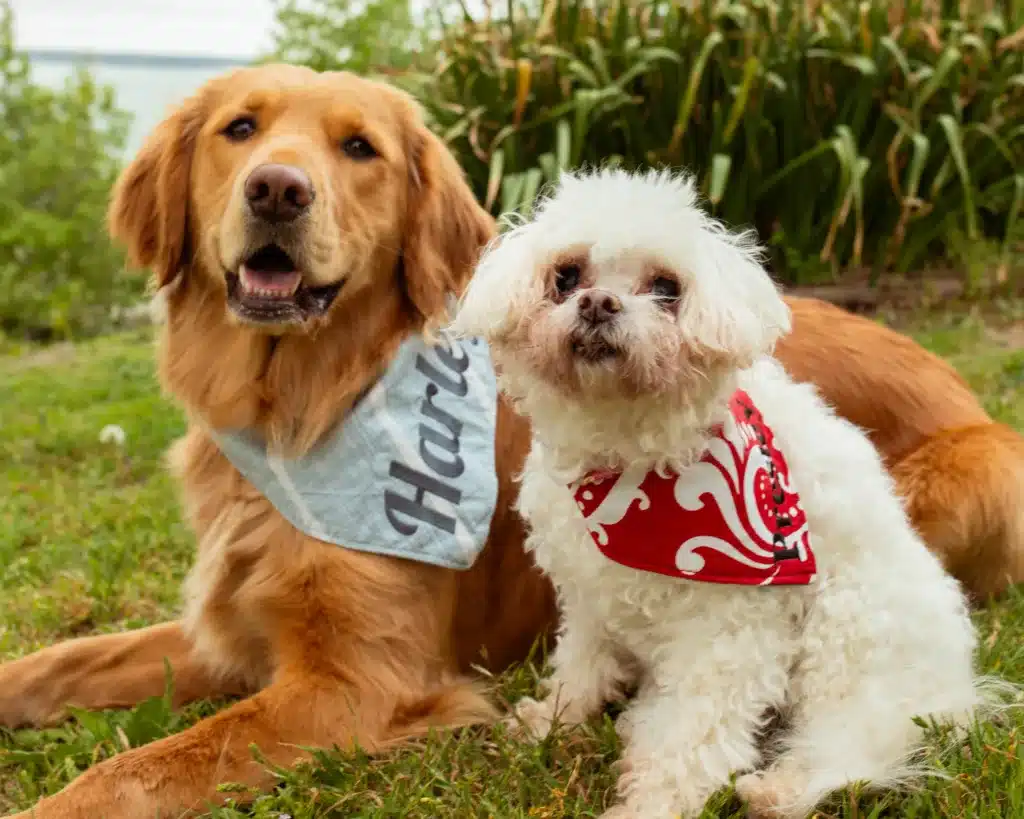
[0,0,132,340]
[275,0,1024,285]
[271,0,427,75]
[1,0,1022,340]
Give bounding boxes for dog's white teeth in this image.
[242,283,275,299]
[251,286,292,300]
[238,268,301,299]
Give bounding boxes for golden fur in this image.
[0,64,1021,819]
[779,297,1024,601]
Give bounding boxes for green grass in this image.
[2,307,1024,817]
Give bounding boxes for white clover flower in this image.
[99,424,127,446]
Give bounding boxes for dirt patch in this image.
[986,322,1024,351]
[787,276,967,313]
[3,342,77,373]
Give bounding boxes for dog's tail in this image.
[384,678,498,745]
[892,421,1024,601]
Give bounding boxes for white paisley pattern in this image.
[673,415,795,576]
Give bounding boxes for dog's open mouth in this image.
[240,245,302,299]
[225,244,344,326]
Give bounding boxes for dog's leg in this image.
[734,690,923,819]
[0,622,244,728]
[734,671,977,819]
[511,596,634,739]
[736,575,978,818]
[603,629,790,819]
[7,665,491,819]
[7,546,496,819]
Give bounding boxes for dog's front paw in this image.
[735,771,804,819]
[599,800,681,819]
[0,656,63,729]
[505,695,558,741]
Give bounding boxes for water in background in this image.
[28,52,249,157]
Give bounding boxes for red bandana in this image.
[569,390,816,586]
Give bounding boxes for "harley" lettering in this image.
[384,337,474,536]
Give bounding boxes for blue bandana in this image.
[209,332,499,570]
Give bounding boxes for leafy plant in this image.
[270,0,430,75]
[395,0,1023,284]
[0,0,132,340]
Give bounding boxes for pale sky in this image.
[11,0,486,155]
[11,0,278,60]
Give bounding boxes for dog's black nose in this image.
[245,163,314,223]
[578,290,622,325]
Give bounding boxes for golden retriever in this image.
[0,64,1021,819]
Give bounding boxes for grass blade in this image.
[938,114,978,241]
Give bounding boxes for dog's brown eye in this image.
[223,117,256,142]
[554,263,582,296]
[342,136,377,160]
[650,276,681,302]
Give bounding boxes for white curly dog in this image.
[451,168,987,818]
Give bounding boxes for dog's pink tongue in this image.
[240,266,301,298]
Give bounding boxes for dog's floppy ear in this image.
[402,122,494,324]
[108,95,203,287]
[449,225,541,342]
[684,226,792,365]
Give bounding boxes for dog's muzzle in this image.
[223,163,342,328]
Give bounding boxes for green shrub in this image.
[0,0,131,340]
[271,0,428,74]
[418,0,1024,283]
[275,0,1023,285]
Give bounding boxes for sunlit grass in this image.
[2,305,1023,817]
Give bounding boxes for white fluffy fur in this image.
[452,169,985,819]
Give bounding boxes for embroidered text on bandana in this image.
[569,390,816,586]
[211,333,500,570]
